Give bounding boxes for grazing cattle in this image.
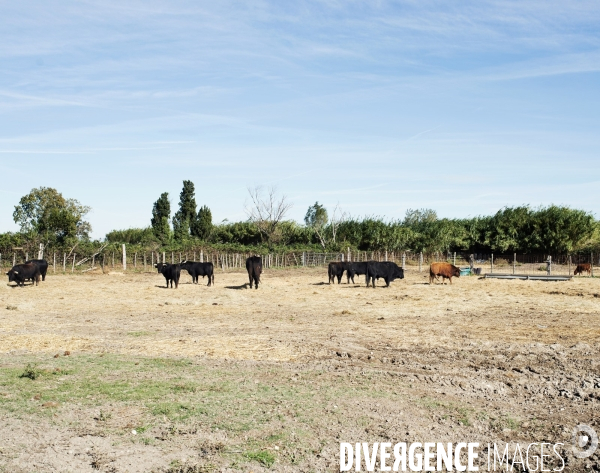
[365,261,404,288]
[328,261,349,284]
[246,256,262,289]
[155,263,181,289]
[574,263,591,276]
[25,259,49,281]
[6,263,41,287]
[429,262,460,285]
[347,261,370,284]
[180,260,214,286]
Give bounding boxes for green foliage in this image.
[20,363,42,380]
[105,227,157,245]
[304,202,328,229]
[173,181,197,241]
[530,205,595,253]
[305,202,328,249]
[244,450,276,467]
[13,187,91,244]
[151,192,171,243]
[191,205,212,240]
[484,205,594,253]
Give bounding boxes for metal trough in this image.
[484,273,572,281]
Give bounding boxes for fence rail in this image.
[0,246,596,277]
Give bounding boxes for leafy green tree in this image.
[191,205,212,240]
[173,181,197,241]
[106,227,157,245]
[530,205,595,253]
[304,202,328,249]
[13,187,91,243]
[151,192,171,243]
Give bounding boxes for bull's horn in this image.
[13,271,18,275]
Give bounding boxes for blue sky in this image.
[1,1,599,238]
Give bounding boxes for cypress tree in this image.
[151,192,171,243]
[192,205,212,240]
[172,180,197,241]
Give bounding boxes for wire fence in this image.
[1,245,597,277]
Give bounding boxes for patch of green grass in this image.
[19,363,43,380]
[127,331,153,337]
[490,414,521,431]
[245,450,276,468]
[457,407,471,426]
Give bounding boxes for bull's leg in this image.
[449,276,452,285]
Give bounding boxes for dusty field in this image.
[0,268,599,472]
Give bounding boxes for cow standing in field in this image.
[429,262,460,285]
[155,263,181,289]
[180,261,214,286]
[25,259,48,281]
[574,264,591,276]
[328,261,348,284]
[365,261,404,288]
[246,256,262,289]
[347,261,370,284]
[6,263,41,287]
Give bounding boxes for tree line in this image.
[1,184,599,255]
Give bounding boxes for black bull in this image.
[180,260,214,286]
[365,261,404,287]
[155,263,181,289]
[246,256,262,289]
[6,263,41,287]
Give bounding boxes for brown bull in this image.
[429,262,460,285]
[574,263,591,276]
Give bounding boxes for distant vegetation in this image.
[1,183,599,256]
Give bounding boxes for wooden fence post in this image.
[547,255,552,275]
[72,254,76,273]
[453,252,456,266]
[53,252,56,273]
[200,250,203,263]
[513,253,516,275]
[402,252,406,270]
[491,253,494,274]
[12,253,16,267]
[419,252,423,272]
[63,253,66,272]
[122,244,126,271]
[568,255,571,275]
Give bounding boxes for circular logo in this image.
[572,424,598,459]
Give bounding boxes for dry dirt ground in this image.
[0,267,599,472]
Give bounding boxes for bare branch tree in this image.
[329,203,347,244]
[245,186,293,247]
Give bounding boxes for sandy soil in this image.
[1,268,599,472]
